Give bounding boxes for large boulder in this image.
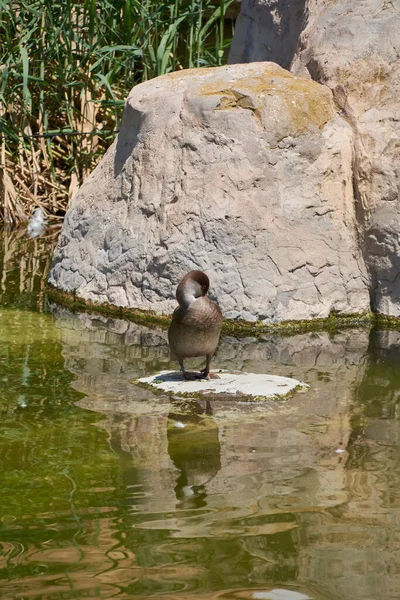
[49,62,369,322]
[230,0,400,316]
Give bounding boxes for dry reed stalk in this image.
[0,0,237,224]
[1,139,27,224]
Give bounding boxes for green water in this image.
[1,228,400,600]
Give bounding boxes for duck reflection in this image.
[167,399,221,507]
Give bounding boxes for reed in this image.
[0,0,236,224]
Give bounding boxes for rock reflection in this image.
[295,328,400,600]
[50,305,400,599]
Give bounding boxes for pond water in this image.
[1,228,400,600]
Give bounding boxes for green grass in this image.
[0,0,236,223]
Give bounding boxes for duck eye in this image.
[202,285,207,292]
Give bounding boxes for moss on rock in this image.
[47,284,375,337]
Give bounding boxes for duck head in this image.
[176,270,209,309]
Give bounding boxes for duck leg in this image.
[200,354,212,379]
[180,362,202,381]
[179,359,187,380]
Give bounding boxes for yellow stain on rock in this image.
[157,62,333,136]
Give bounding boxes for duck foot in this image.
[181,370,207,381]
[201,371,220,380]
[199,367,220,380]
[181,370,220,381]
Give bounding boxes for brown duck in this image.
[168,270,223,379]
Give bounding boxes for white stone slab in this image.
[137,370,306,399]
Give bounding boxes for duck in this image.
[168,270,223,380]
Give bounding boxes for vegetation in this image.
[0,0,236,224]
[47,283,376,337]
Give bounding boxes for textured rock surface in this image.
[138,370,305,399]
[49,62,369,321]
[230,0,400,316]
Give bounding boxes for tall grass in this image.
[0,0,236,224]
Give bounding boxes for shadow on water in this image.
[2,229,400,599]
